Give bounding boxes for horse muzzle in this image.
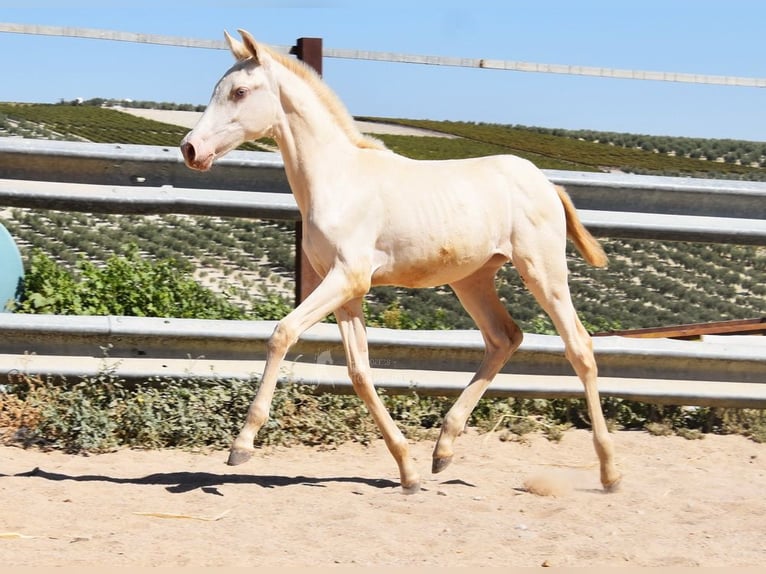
[180,138,214,171]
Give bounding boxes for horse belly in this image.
[372,237,503,288]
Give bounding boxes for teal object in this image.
[0,223,24,312]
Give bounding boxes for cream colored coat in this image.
[181,30,620,493]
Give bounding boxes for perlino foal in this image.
[181,30,620,493]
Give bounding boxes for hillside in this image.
[362,117,766,179]
[0,102,269,151]
[0,101,764,332]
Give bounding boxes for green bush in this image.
[5,369,766,454]
[14,246,254,320]
[3,372,445,453]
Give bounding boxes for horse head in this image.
[180,30,280,171]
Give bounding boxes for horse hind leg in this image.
[433,262,523,473]
[512,248,621,491]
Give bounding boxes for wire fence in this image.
[2,22,766,88]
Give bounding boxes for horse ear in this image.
[224,29,251,62]
[237,29,263,63]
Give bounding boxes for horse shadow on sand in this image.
[6,465,410,496]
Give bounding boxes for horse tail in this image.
[555,185,608,268]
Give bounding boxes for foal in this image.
[181,29,620,493]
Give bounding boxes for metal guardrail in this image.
[0,314,764,408]
[0,139,290,193]
[2,139,765,244]
[0,179,298,219]
[1,178,765,245]
[1,139,765,408]
[546,169,766,220]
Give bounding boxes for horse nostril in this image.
[181,141,196,163]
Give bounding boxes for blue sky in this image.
[1,0,765,141]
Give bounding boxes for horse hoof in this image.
[603,475,622,493]
[401,480,421,495]
[227,448,255,466]
[432,455,453,474]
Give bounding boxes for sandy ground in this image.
[1,428,764,567]
[118,107,456,138]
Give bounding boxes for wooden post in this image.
[290,37,324,304]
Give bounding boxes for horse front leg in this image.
[227,267,360,466]
[335,299,421,493]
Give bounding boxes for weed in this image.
[3,372,765,454]
[645,421,675,437]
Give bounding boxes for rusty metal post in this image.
[291,37,323,75]
[290,37,324,304]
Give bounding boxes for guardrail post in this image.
[290,37,324,304]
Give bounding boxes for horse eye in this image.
[232,87,249,100]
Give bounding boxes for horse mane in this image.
[260,44,387,151]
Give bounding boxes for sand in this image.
[2,428,764,567]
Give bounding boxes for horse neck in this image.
[270,66,357,213]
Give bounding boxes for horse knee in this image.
[487,321,523,361]
[347,361,372,393]
[506,323,524,354]
[565,338,598,380]
[268,320,297,356]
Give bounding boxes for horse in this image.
[180,29,620,493]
